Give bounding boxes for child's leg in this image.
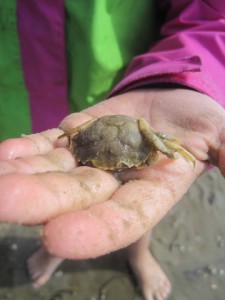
[27,247,64,288]
[127,230,171,300]
[28,230,171,300]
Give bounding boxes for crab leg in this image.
[138,118,196,166]
[155,130,196,165]
[138,119,178,159]
[162,140,196,166]
[58,118,96,139]
[157,132,181,144]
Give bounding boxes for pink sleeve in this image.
[111,0,225,107]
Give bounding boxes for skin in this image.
[0,88,225,300]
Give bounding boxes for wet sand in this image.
[0,168,225,300]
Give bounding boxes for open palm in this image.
[0,88,224,259]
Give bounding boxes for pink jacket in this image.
[113,0,225,107]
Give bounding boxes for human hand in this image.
[0,88,224,259]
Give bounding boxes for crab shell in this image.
[71,115,153,170]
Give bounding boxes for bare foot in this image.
[27,247,64,288]
[128,233,171,300]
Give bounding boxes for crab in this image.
[59,115,196,170]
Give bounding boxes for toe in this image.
[32,274,50,289]
[27,261,41,280]
[163,280,172,298]
[154,290,164,300]
[143,292,154,300]
[158,282,171,300]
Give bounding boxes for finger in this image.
[0,112,97,161]
[0,129,63,160]
[42,158,206,259]
[0,148,76,175]
[59,112,94,130]
[0,167,119,224]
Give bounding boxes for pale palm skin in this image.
[0,88,225,300]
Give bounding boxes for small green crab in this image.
[59,115,196,170]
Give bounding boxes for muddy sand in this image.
[0,168,225,300]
